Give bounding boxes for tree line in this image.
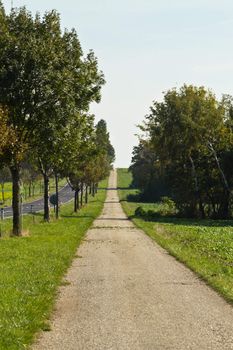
[0,3,115,235]
[130,85,233,219]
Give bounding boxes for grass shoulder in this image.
[0,178,108,350]
[117,168,233,304]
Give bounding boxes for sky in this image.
[2,0,233,166]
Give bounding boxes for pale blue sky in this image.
[3,0,233,166]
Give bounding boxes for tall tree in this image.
[133,85,233,218]
[0,4,104,231]
[95,119,115,170]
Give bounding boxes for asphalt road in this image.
[33,170,233,350]
[1,184,74,218]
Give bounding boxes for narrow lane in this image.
[33,170,233,350]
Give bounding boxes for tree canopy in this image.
[131,85,233,219]
[0,2,114,234]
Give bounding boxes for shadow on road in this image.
[95,217,129,221]
[61,214,95,220]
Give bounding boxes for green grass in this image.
[0,178,107,350]
[117,168,233,304]
[117,167,139,201]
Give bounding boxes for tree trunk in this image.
[74,190,78,212]
[208,143,231,218]
[89,185,92,195]
[55,173,59,219]
[95,183,98,194]
[1,184,4,203]
[92,183,95,197]
[85,185,88,204]
[218,191,230,219]
[209,142,230,192]
[189,156,205,219]
[74,189,81,212]
[10,166,22,236]
[77,190,80,210]
[43,173,50,222]
[29,182,31,197]
[206,192,217,218]
[24,186,27,200]
[80,183,83,207]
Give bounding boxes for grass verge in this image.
[0,178,108,350]
[117,168,233,304]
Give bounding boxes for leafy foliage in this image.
[131,85,233,219]
[0,2,114,233]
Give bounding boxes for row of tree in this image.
[0,3,115,235]
[131,85,233,219]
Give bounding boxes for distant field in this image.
[117,168,233,304]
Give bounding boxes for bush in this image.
[134,198,177,219]
[135,206,146,217]
[160,196,176,215]
[135,206,160,219]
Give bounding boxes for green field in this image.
[117,168,233,304]
[0,183,12,203]
[0,178,107,350]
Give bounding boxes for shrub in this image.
[135,206,146,217]
[160,196,176,215]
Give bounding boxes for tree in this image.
[95,119,115,174]
[129,141,167,200]
[63,118,115,212]
[63,114,97,212]
[0,3,105,232]
[31,25,105,222]
[133,85,233,218]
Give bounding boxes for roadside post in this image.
[31,205,35,224]
[20,189,23,233]
[0,208,4,237]
[50,194,58,217]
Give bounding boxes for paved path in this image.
[33,170,233,350]
[2,184,73,218]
